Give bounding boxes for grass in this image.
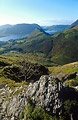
[48,62,78,74]
[25,99,52,120]
[48,62,78,87]
[51,27,78,65]
[0,77,22,89]
[0,53,49,90]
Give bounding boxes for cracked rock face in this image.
[0,85,28,120]
[0,75,64,119]
[26,75,63,114]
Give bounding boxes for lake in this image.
[0,34,24,41]
[45,30,57,33]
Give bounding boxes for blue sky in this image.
[0,0,78,26]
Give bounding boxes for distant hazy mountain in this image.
[66,19,78,29]
[0,23,42,37]
[42,25,69,33]
[0,24,12,30]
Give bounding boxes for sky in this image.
[0,0,78,26]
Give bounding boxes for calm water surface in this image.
[45,30,57,33]
[0,34,24,41]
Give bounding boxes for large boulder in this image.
[26,75,63,114]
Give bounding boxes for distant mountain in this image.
[0,28,53,54]
[0,24,12,30]
[0,23,42,37]
[66,19,78,29]
[42,25,69,33]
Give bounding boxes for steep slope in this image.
[0,28,53,55]
[49,27,78,65]
[0,23,42,36]
[67,19,78,29]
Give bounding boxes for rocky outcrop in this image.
[51,72,77,81]
[0,75,64,119]
[26,75,63,114]
[0,75,78,120]
[0,85,28,120]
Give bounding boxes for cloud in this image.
[38,19,75,26]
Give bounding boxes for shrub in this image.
[25,98,52,120]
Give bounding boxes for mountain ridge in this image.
[66,19,78,29]
[0,23,43,37]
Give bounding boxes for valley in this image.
[0,20,78,120]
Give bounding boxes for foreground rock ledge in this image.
[0,75,66,119]
[26,75,63,114]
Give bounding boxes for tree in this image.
[17,54,49,82]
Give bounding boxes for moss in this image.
[20,107,25,119]
[48,62,78,86]
[64,77,78,87]
[13,87,27,95]
[20,111,25,119]
[48,62,78,75]
[25,98,52,120]
[0,77,22,89]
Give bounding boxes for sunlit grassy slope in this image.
[49,27,78,65]
[48,62,78,86]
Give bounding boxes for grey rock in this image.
[0,113,3,120]
[1,74,75,118]
[26,75,63,114]
[11,117,14,120]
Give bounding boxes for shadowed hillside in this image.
[49,27,78,65]
[66,19,78,29]
[0,23,42,37]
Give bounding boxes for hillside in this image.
[49,61,78,86]
[0,54,78,120]
[48,27,78,65]
[0,23,42,37]
[0,36,78,120]
[66,19,78,29]
[0,28,53,55]
[0,23,78,66]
